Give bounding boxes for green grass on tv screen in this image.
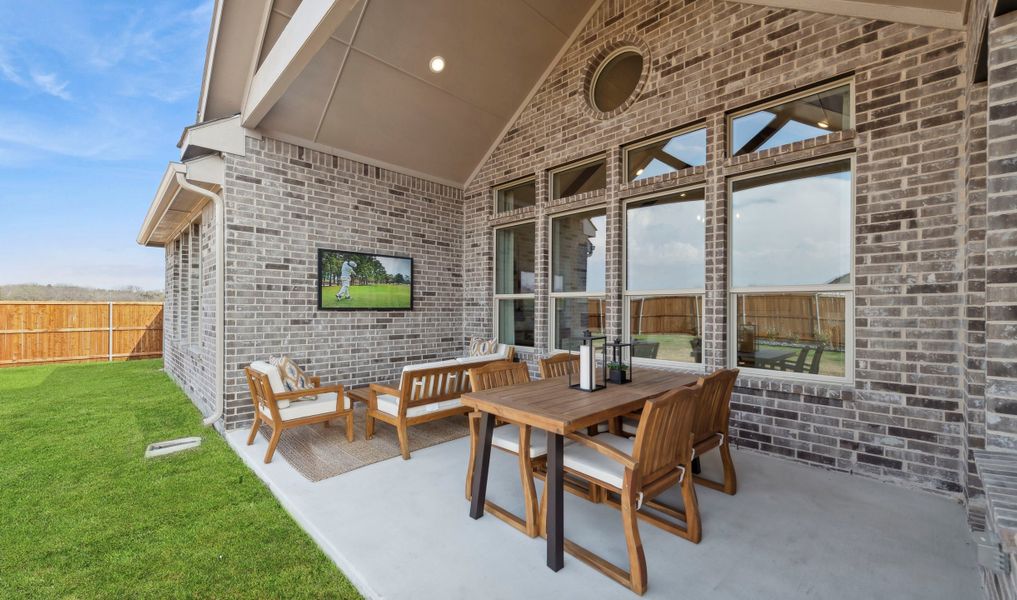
[320,284,411,309]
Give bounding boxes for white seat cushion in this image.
[402,359,460,373]
[259,392,348,422]
[563,433,635,489]
[621,418,638,436]
[375,393,463,419]
[492,424,551,458]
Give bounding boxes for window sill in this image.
[732,366,852,393]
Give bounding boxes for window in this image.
[590,49,644,113]
[188,222,201,345]
[624,128,707,183]
[551,207,606,350]
[494,222,535,347]
[729,158,853,379]
[730,82,852,156]
[550,157,606,200]
[625,188,705,364]
[495,177,536,213]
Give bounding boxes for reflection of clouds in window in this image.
[627,197,705,290]
[732,168,851,287]
[733,111,829,153]
[631,129,706,181]
[662,129,707,165]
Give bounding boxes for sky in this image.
[0,0,212,291]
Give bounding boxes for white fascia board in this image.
[241,0,359,128]
[183,154,226,187]
[178,114,251,159]
[196,0,225,123]
[137,162,186,247]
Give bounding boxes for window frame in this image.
[548,204,608,352]
[188,221,202,348]
[726,78,855,157]
[726,154,856,384]
[493,175,536,215]
[492,219,537,350]
[622,185,707,370]
[548,154,607,201]
[622,124,708,184]
[589,46,645,114]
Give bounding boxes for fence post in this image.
[108,302,113,362]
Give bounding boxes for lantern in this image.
[606,337,634,384]
[568,330,607,392]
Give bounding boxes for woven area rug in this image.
[257,405,469,482]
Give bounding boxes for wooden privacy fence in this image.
[0,302,163,367]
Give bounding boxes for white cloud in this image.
[30,71,72,100]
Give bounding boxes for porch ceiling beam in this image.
[242,0,360,128]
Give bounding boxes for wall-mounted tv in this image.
[317,249,413,311]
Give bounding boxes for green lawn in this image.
[629,333,846,376]
[320,284,411,309]
[0,359,360,599]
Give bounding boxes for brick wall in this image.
[162,203,217,421]
[219,136,464,429]
[463,0,970,495]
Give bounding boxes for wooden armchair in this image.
[464,361,544,537]
[691,368,739,494]
[244,362,353,464]
[554,384,703,595]
[538,353,579,379]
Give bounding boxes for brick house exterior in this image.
[147,1,1017,595]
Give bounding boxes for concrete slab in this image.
[226,429,981,599]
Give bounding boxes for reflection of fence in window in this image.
[627,296,702,336]
[736,294,845,350]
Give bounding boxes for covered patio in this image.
[137,0,1017,598]
[228,427,978,599]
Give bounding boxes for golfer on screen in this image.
[336,259,357,301]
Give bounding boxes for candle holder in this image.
[606,337,634,384]
[568,330,607,392]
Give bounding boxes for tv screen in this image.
[317,249,413,310]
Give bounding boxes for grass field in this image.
[0,360,360,599]
[320,284,411,309]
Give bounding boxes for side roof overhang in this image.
[137,154,225,248]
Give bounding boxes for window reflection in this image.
[731,84,851,156]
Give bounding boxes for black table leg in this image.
[469,412,495,519]
[692,456,702,475]
[546,431,564,571]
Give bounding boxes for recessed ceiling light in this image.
[429,56,445,73]
[635,168,644,176]
[817,120,829,129]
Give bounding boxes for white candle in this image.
[579,344,593,391]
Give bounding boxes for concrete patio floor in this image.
[227,429,981,600]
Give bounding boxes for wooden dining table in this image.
[461,368,700,572]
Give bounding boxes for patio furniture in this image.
[557,383,703,594]
[691,368,739,495]
[462,367,699,575]
[689,337,702,363]
[464,360,545,537]
[632,340,659,359]
[538,353,579,379]
[364,347,514,460]
[244,362,353,464]
[779,343,825,374]
[737,347,796,369]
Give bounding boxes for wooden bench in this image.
[355,349,515,459]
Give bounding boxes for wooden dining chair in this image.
[691,368,739,494]
[538,353,579,379]
[464,360,546,537]
[550,383,703,595]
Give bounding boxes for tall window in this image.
[729,82,852,156]
[624,127,707,183]
[729,158,853,379]
[550,156,607,200]
[495,177,536,214]
[189,221,201,345]
[551,208,606,350]
[494,222,535,347]
[625,189,705,364]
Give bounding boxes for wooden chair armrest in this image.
[565,432,638,470]
[273,384,344,402]
[369,383,401,397]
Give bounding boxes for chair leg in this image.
[466,413,479,500]
[365,412,375,440]
[518,426,539,537]
[680,468,702,544]
[264,427,282,464]
[397,422,411,460]
[720,440,737,495]
[345,411,355,442]
[246,415,261,445]
[621,487,647,595]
